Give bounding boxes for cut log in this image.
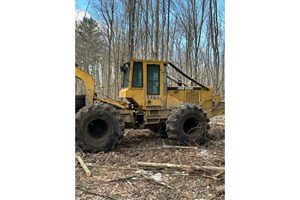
[137,161,224,172]
[76,154,92,176]
[162,145,198,149]
[216,122,225,126]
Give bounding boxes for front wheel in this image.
[166,104,210,145]
[76,103,125,152]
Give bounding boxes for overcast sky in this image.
[75,10,90,22]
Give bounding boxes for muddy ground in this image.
[75,115,225,200]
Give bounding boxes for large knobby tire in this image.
[166,104,210,145]
[76,102,125,152]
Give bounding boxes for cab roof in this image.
[126,59,169,65]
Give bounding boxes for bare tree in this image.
[154,0,159,59]
[76,0,225,99]
[128,0,136,58]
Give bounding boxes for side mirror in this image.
[120,63,129,72]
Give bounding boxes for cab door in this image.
[146,63,162,107]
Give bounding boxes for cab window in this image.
[147,64,160,95]
[132,62,143,87]
[121,63,130,88]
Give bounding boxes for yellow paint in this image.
[119,60,224,118]
[119,88,144,107]
[97,98,126,109]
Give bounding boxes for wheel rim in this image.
[87,119,108,139]
[183,117,199,134]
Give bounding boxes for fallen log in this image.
[137,161,224,172]
[76,154,92,176]
[216,122,225,126]
[162,145,198,149]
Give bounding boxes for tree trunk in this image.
[128,0,136,59]
[154,0,159,59]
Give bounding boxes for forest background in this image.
[75,0,225,99]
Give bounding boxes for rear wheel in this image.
[76,103,125,152]
[166,104,210,145]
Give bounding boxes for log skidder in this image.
[75,59,224,152]
[166,104,210,145]
[75,102,125,152]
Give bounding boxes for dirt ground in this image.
[75,115,225,200]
